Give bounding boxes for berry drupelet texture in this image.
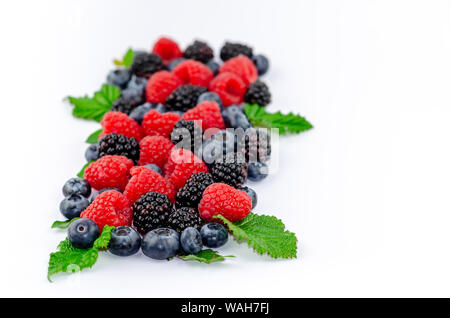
[183,40,214,63]
[220,42,253,61]
[167,207,203,233]
[98,133,140,164]
[165,84,207,112]
[175,172,215,208]
[132,192,173,235]
[131,53,166,78]
[210,152,248,188]
[170,119,203,153]
[244,80,272,107]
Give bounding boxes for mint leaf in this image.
[93,225,114,250]
[244,104,313,134]
[86,129,102,144]
[51,218,79,229]
[214,213,298,259]
[114,48,134,68]
[57,238,76,252]
[67,84,120,122]
[179,249,234,264]
[77,160,95,178]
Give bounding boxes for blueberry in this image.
[129,103,166,125]
[108,226,141,256]
[127,75,147,92]
[171,110,184,117]
[211,129,236,154]
[180,227,203,254]
[221,105,251,130]
[141,228,180,260]
[247,162,268,182]
[197,92,223,109]
[238,186,257,209]
[60,194,90,220]
[200,223,228,248]
[252,54,269,76]
[206,60,220,76]
[168,58,186,71]
[201,139,222,167]
[144,164,163,175]
[90,187,121,203]
[85,144,99,162]
[121,87,145,105]
[62,177,91,197]
[68,218,100,249]
[106,69,131,89]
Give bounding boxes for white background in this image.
[1,0,450,297]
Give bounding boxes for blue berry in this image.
[127,75,147,92]
[85,144,99,162]
[108,226,141,256]
[221,105,251,130]
[106,69,131,89]
[211,129,236,153]
[238,186,257,209]
[120,87,145,105]
[180,227,203,254]
[200,223,228,248]
[247,162,268,182]
[144,164,163,175]
[129,103,166,124]
[252,54,269,76]
[90,187,121,203]
[60,194,90,220]
[201,139,222,167]
[142,228,180,260]
[68,218,100,249]
[206,60,220,75]
[168,58,186,71]
[62,178,91,197]
[197,92,223,109]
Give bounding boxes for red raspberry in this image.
[141,110,181,139]
[84,155,133,191]
[198,183,251,222]
[100,111,143,141]
[138,135,174,167]
[80,190,132,231]
[145,71,182,104]
[152,37,183,65]
[209,72,246,106]
[219,55,258,86]
[123,166,176,204]
[182,101,226,131]
[172,60,213,87]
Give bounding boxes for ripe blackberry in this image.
[111,96,142,115]
[210,152,248,188]
[167,207,203,232]
[183,40,214,63]
[242,127,271,163]
[98,133,140,164]
[244,80,271,106]
[132,192,173,235]
[176,172,215,208]
[170,119,203,153]
[220,42,253,61]
[131,53,166,78]
[165,85,207,112]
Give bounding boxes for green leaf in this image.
[51,218,79,229]
[214,213,298,259]
[93,225,114,250]
[77,160,95,178]
[67,84,120,122]
[114,48,134,68]
[244,104,313,134]
[179,249,234,264]
[86,129,102,144]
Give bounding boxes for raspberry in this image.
[100,111,143,141]
[131,53,166,78]
[167,207,203,232]
[165,84,207,112]
[80,190,132,231]
[198,183,251,222]
[244,80,271,106]
[170,119,203,153]
[219,55,258,86]
[84,155,134,191]
[152,37,183,65]
[141,110,181,139]
[132,192,173,234]
[175,172,215,208]
[209,72,246,107]
[145,71,182,104]
[210,152,248,187]
[98,133,140,164]
[220,42,253,61]
[123,166,176,204]
[183,40,214,63]
[172,60,213,87]
[138,135,174,167]
[182,101,226,131]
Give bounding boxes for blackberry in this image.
[132,192,173,235]
[170,119,203,152]
[210,152,248,187]
[176,172,215,208]
[165,85,207,112]
[183,40,214,63]
[242,127,271,163]
[244,80,271,107]
[167,207,203,233]
[111,96,142,115]
[98,133,140,164]
[220,42,253,61]
[130,52,166,78]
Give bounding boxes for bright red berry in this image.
[123,166,176,204]
[152,37,183,65]
[100,111,143,141]
[138,135,175,167]
[84,155,134,191]
[198,183,251,222]
[219,55,258,86]
[209,72,246,106]
[141,110,181,139]
[145,70,182,104]
[172,60,213,87]
[80,190,133,231]
[182,101,225,131]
